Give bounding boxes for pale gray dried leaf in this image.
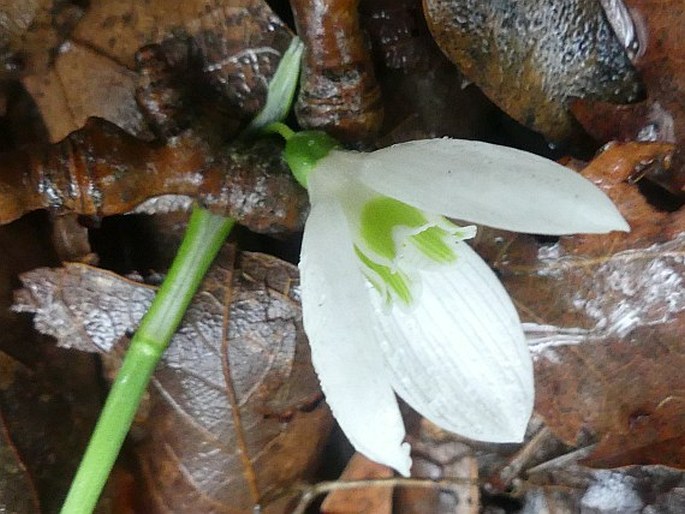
[13,248,307,408]
[524,465,685,513]
[13,262,153,353]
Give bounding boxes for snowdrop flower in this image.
[278,128,629,476]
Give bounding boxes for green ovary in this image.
[360,197,426,260]
[356,196,465,305]
[359,197,457,264]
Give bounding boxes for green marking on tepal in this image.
[355,246,413,305]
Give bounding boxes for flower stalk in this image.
[60,207,234,514]
[60,37,303,513]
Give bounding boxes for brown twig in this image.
[291,0,383,142]
[291,476,478,514]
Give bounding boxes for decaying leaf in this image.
[50,213,96,264]
[13,247,332,513]
[22,42,150,142]
[0,366,41,514]
[571,0,685,193]
[524,464,685,512]
[474,141,685,469]
[0,272,102,512]
[359,0,437,73]
[0,0,83,77]
[0,213,106,513]
[19,0,293,141]
[0,348,103,513]
[360,0,495,146]
[423,0,643,140]
[0,118,308,233]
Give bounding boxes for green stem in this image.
[263,121,296,140]
[60,206,234,514]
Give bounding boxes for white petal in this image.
[348,139,629,235]
[369,241,534,442]
[300,192,412,475]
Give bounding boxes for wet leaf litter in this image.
[2,0,685,512]
[14,248,331,512]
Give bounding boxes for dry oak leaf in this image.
[13,248,332,514]
[474,141,685,469]
[571,0,685,193]
[21,0,292,141]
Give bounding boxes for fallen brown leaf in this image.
[19,0,292,141]
[397,418,479,514]
[0,348,104,514]
[474,141,685,469]
[0,213,105,513]
[359,0,495,146]
[571,0,685,193]
[0,0,83,78]
[0,359,42,514]
[13,247,332,513]
[22,42,148,142]
[291,0,383,143]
